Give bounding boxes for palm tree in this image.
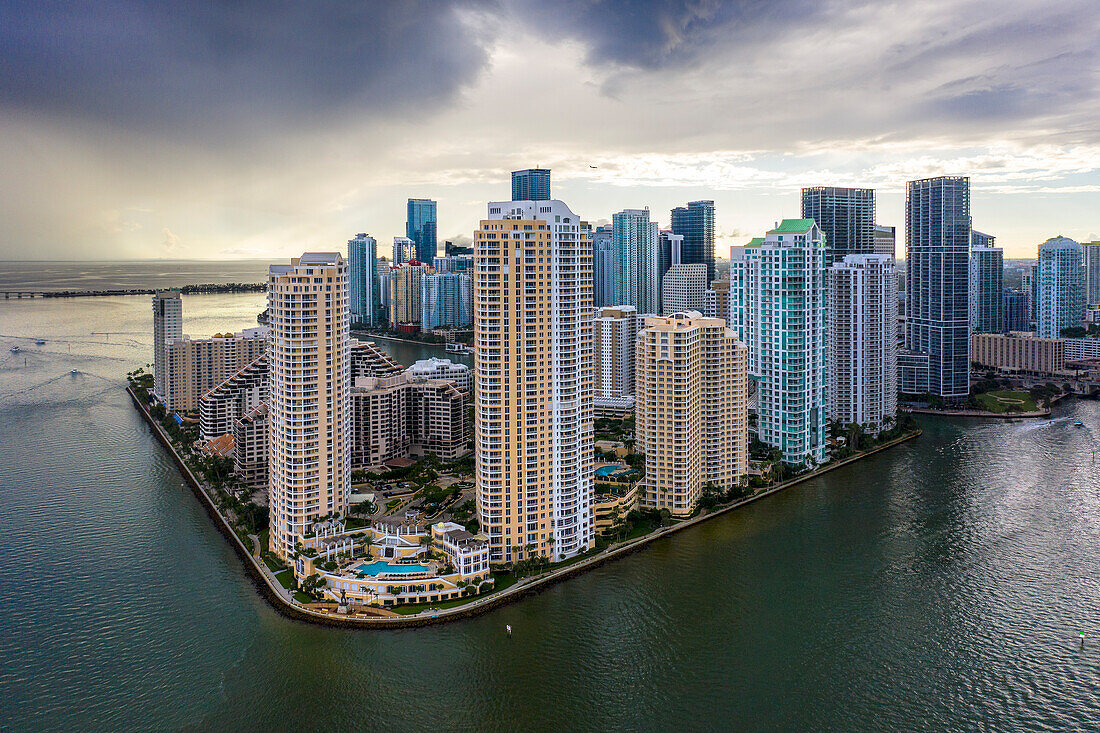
[363,535,374,560]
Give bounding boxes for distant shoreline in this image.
[1,283,265,299]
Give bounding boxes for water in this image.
[0,260,271,292]
[2,272,1100,730]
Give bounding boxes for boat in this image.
[10,345,19,353]
[1074,421,1085,427]
[35,338,46,345]
[70,369,79,375]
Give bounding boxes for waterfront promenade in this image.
[128,384,920,628]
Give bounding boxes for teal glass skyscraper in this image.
[1036,236,1085,338]
[511,168,550,201]
[969,232,1003,334]
[612,208,659,314]
[670,200,716,282]
[800,186,875,266]
[347,233,378,326]
[406,198,438,263]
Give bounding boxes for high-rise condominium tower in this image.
[670,200,716,283]
[826,254,898,432]
[873,224,896,257]
[635,312,748,516]
[511,168,551,201]
[392,236,415,265]
[1003,291,1029,333]
[348,233,379,326]
[406,198,438,263]
[661,263,708,315]
[474,200,593,563]
[731,220,826,464]
[152,290,183,403]
[905,176,971,399]
[801,186,876,266]
[267,253,349,559]
[612,208,659,314]
[389,262,431,329]
[1036,236,1085,338]
[592,224,614,308]
[594,305,638,411]
[1083,242,1100,305]
[969,235,1004,334]
[421,272,472,330]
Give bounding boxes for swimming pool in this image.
[595,465,621,477]
[353,561,430,576]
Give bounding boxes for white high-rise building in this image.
[267,253,350,560]
[661,263,708,315]
[152,290,183,403]
[731,220,826,465]
[474,200,593,563]
[1036,236,1085,338]
[594,305,638,413]
[826,254,898,433]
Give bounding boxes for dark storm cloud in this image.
[0,0,496,132]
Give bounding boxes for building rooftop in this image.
[767,218,817,234]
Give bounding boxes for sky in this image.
[1,0,1098,261]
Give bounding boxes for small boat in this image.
[10,345,20,353]
[35,339,46,345]
[70,369,79,375]
[1074,421,1085,427]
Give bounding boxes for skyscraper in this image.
[1003,291,1029,333]
[1084,241,1100,305]
[970,236,1004,334]
[406,198,438,263]
[474,200,592,563]
[873,224,896,257]
[510,168,551,201]
[392,236,415,265]
[733,220,827,464]
[905,176,971,400]
[594,305,638,413]
[800,186,875,266]
[592,224,614,308]
[612,208,659,314]
[267,252,349,559]
[635,312,748,516]
[670,200,716,282]
[347,233,379,326]
[389,261,431,330]
[657,229,683,307]
[660,263,708,315]
[152,290,183,403]
[1036,236,1085,338]
[421,272,472,330]
[826,254,898,432]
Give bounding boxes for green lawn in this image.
[274,569,294,589]
[293,592,314,604]
[974,390,1038,413]
[263,555,285,573]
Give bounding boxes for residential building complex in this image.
[511,168,551,201]
[592,224,614,307]
[970,242,1004,334]
[594,305,638,414]
[350,373,470,467]
[661,263,708,315]
[904,176,971,399]
[1036,236,1085,338]
[1084,242,1100,305]
[392,236,416,265]
[873,224,896,257]
[162,328,268,413]
[670,200,716,282]
[348,233,380,326]
[389,261,431,330]
[405,357,472,393]
[198,354,269,441]
[233,403,269,488]
[1004,291,1030,333]
[731,220,827,464]
[612,208,659,314]
[970,332,1065,375]
[656,229,683,305]
[420,272,472,330]
[152,290,183,402]
[800,186,875,266]
[635,312,748,516]
[826,254,898,432]
[406,198,438,263]
[474,199,593,563]
[267,252,350,560]
[350,340,404,380]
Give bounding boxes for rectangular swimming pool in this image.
[353,561,430,576]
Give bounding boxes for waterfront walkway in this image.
[128,384,919,628]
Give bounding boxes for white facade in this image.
[268,253,350,559]
[594,305,638,404]
[405,357,472,393]
[826,254,898,432]
[152,290,183,402]
[1037,236,1085,339]
[661,263,708,315]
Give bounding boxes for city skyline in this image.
[1,1,1098,262]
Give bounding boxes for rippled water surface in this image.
[2,288,1100,731]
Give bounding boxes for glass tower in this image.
[905,176,971,400]
[800,187,876,267]
[1083,242,1100,305]
[511,168,551,201]
[1036,236,1085,338]
[1003,291,1029,333]
[612,209,659,314]
[347,233,378,326]
[592,224,614,308]
[406,198,438,263]
[969,234,1003,334]
[670,200,716,283]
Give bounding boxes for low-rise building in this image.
[431,522,490,579]
[970,332,1066,375]
[404,357,472,393]
[593,484,640,535]
[1064,337,1100,361]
